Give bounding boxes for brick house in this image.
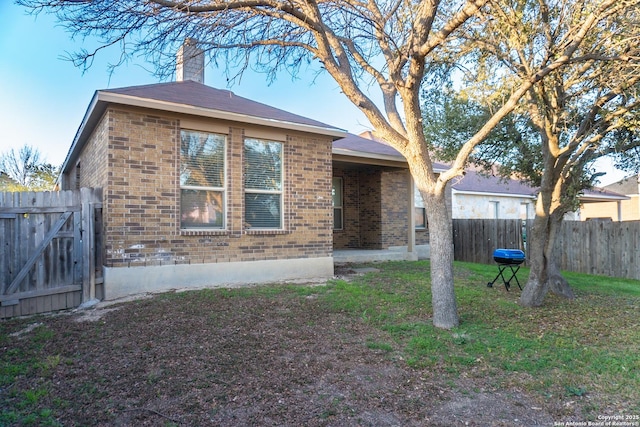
[60,84,348,299]
[58,45,440,300]
[57,37,447,299]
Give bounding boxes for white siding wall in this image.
[452,192,535,220]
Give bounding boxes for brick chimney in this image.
[176,38,204,83]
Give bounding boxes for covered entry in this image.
[331,133,440,259]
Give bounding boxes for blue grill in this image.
[487,248,525,291]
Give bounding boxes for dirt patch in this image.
[2,275,557,426]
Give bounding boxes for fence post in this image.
[81,188,96,302]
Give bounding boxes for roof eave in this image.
[579,193,630,202]
[61,91,105,175]
[101,91,346,137]
[332,148,449,173]
[61,90,347,174]
[452,188,537,199]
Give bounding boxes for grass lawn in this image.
[1,260,639,426]
[331,262,640,409]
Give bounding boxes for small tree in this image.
[518,78,640,305]
[20,0,636,327]
[425,0,640,306]
[0,145,59,191]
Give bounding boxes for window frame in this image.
[332,177,344,230]
[179,129,227,231]
[243,138,284,230]
[414,184,427,229]
[490,200,500,219]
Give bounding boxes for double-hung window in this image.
[180,130,226,229]
[244,138,283,229]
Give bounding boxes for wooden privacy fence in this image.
[1,188,103,319]
[558,220,640,280]
[453,219,527,265]
[453,218,640,281]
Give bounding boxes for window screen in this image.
[180,130,226,229]
[244,139,283,229]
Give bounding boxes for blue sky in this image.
[0,2,629,186]
[0,2,370,168]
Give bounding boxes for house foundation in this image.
[103,256,334,300]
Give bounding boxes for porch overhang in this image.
[332,149,408,169]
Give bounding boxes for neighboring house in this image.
[450,170,537,220]
[580,175,639,221]
[448,169,628,221]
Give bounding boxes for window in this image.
[332,177,343,230]
[180,130,226,229]
[414,185,427,229]
[244,138,283,229]
[520,202,530,220]
[490,201,500,219]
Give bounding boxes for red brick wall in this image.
[68,106,333,267]
[380,169,409,247]
[358,170,383,248]
[332,166,431,249]
[332,167,361,248]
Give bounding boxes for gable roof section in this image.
[104,81,341,130]
[604,174,640,195]
[62,80,346,174]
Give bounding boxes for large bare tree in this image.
[19,0,635,328]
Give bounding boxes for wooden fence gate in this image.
[1,188,103,319]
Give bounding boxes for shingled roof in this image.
[604,174,640,195]
[103,80,340,130]
[450,169,628,202]
[61,80,346,174]
[451,170,537,197]
[332,132,449,171]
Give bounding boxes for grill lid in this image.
[493,249,525,265]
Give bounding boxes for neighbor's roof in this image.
[451,170,538,198]
[604,174,640,195]
[580,186,630,202]
[62,80,346,173]
[450,169,628,202]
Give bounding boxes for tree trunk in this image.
[424,192,459,329]
[520,208,575,307]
